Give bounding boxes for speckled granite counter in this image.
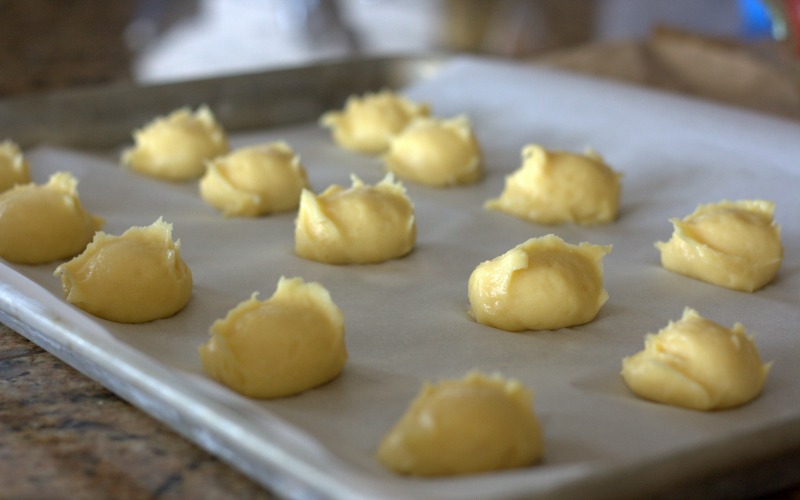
[0,323,272,499]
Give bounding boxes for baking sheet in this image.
[2,55,800,499]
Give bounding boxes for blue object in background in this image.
[738,0,774,37]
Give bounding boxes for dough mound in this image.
[485,145,621,225]
[121,105,228,181]
[655,200,782,292]
[198,277,347,399]
[199,142,309,217]
[54,218,192,323]
[0,172,103,264]
[383,116,482,187]
[621,308,770,411]
[469,234,611,331]
[377,371,543,476]
[0,140,30,192]
[320,90,429,154]
[294,174,416,264]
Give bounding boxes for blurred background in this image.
[0,0,794,95]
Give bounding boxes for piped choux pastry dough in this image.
[294,174,415,264]
[656,200,782,292]
[0,172,102,264]
[621,308,771,411]
[199,142,309,217]
[54,218,192,323]
[378,371,543,476]
[122,105,228,181]
[383,116,482,187]
[485,145,621,225]
[0,140,30,192]
[320,90,429,154]
[199,277,347,399]
[469,234,611,331]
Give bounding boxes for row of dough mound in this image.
[321,91,622,224]
[321,90,483,188]
[115,98,784,292]
[114,104,419,265]
[1,95,784,288]
[0,88,783,479]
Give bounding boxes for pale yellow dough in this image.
[485,145,621,225]
[320,90,429,154]
[54,218,192,323]
[383,116,482,187]
[655,200,782,292]
[294,174,416,264]
[199,142,309,217]
[0,140,30,192]
[621,308,770,411]
[468,234,611,331]
[377,371,543,476]
[121,105,228,181]
[198,277,347,399]
[0,172,103,264]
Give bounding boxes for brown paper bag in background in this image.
[536,27,800,121]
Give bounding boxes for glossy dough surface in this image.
[199,142,309,217]
[469,234,611,331]
[486,145,621,225]
[0,172,103,264]
[320,90,429,154]
[54,218,192,323]
[377,372,542,476]
[383,116,482,187]
[0,140,30,192]
[198,277,347,399]
[655,200,782,292]
[121,105,228,181]
[621,308,770,410]
[294,174,416,264]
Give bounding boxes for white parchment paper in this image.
[3,56,800,499]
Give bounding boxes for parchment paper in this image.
[2,56,800,499]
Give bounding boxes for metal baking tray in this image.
[0,55,445,150]
[2,55,800,499]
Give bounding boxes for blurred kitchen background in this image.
[0,0,793,95]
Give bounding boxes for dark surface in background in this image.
[0,1,136,96]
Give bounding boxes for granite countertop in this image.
[0,323,272,499]
[2,27,800,499]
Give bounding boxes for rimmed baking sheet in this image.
[2,56,800,499]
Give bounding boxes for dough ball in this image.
[655,200,783,292]
[621,308,771,411]
[199,142,309,217]
[294,174,416,264]
[54,218,192,323]
[121,105,228,181]
[0,140,30,192]
[320,90,429,154]
[198,277,347,399]
[485,145,621,225]
[468,234,611,331]
[383,116,482,187]
[0,172,103,264]
[377,371,543,476]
